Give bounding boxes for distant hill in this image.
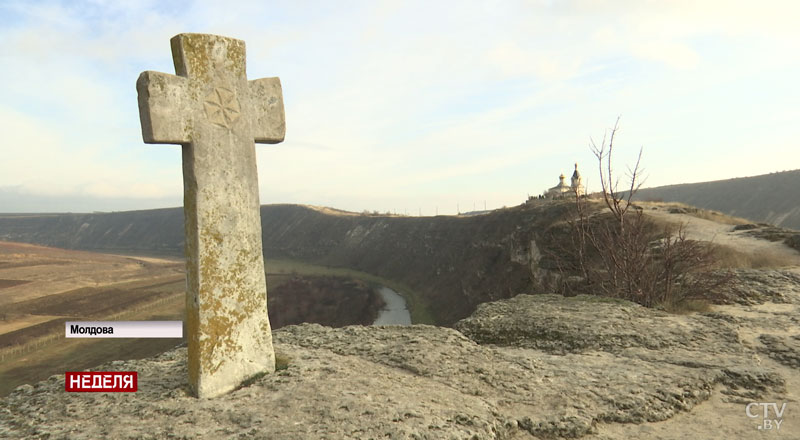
[0,203,574,326]
[634,169,800,230]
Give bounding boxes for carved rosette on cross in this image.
[136,33,285,398]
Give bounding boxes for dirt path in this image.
[644,205,800,267]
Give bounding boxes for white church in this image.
[544,163,585,199]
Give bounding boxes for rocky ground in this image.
[1,268,798,439]
[1,206,799,439]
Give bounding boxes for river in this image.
[372,286,411,325]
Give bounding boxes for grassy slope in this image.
[634,169,800,229]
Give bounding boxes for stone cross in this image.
[136,33,284,398]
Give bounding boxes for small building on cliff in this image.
[544,163,585,199]
[525,163,587,204]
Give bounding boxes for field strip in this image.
[0,315,67,335]
[0,292,184,363]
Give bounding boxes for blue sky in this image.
[1,0,798,214]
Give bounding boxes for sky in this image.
[0,0,798,215]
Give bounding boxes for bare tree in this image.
[591,117,644,230]
[553,119,727,310]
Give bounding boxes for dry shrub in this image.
[559,209,730,308]
[688,208,751,226]
[637,201,751,225]
[553,119,730,311]
[663,298,712,314]
[707,243,790,269]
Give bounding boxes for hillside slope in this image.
[0,203,573,325]
[634,169,800,229]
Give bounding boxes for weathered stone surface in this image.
[786,234,800,252]
[454,294,744,357]
[3,276,797,439]
[719,269,800,305]
[136,33,285,398]
[759,334,800,369]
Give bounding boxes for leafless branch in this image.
[558,118,729,310]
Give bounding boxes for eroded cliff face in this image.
[2,269,798,439]
[267,276,385,328]
[258,203,572,324]
[0,202,573,325]
[0,209,185,253]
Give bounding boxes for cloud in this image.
[0,0,798,214]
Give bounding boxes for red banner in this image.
[65,372,138,392]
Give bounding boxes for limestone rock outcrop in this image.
[2,270,798,439]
